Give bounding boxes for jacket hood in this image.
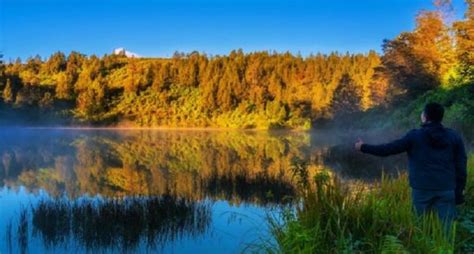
[421,122,449,149]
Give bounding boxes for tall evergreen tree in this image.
[331,74,362,117]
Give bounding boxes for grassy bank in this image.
[264,154,474,253]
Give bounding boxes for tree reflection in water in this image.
[8,195,211,252]
[204,172,296,204]
[0,129,407,252]
[0,130,307,204]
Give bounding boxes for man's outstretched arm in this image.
[355,132,412,157]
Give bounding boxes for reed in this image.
[264,154,474,253]
[5,220,13,253]
[17,208,28,254]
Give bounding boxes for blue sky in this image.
[0,0,468,60]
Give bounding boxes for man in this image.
[355,103,467,225]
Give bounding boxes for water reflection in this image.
[1,130,312,203]
[5,195,210,253]
[323,143,406,179]
[30,195,210,251]
[0,129,405,198]
[0,129,406,253]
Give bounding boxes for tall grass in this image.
[265,154,474,253]
[457,154,474,252]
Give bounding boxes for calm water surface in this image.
[0,128,405,253]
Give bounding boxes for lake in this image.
[0,128,406,253]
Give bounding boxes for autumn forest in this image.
[0,1,473,130]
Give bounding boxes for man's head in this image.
[421,102,444,124]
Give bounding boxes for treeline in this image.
[0,50,384,128]
[357,0,474,135]
[0,0,472,129]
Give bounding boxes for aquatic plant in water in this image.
[7,195,212,252]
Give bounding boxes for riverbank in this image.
[262,153,474,253]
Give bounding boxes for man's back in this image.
[356,102,467,224]
[360,122,467,199]
[405,123,466,190]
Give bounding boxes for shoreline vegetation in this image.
[8,125,311,131]
[261,154,474,253]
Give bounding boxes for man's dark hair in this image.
[424,103,444,123]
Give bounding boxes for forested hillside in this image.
[0,0,472,129]
[356,0,474,135]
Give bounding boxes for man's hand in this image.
[355,138,364,151]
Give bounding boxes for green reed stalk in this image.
[264,153,474,253]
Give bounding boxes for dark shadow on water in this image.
[203,172,296,205]
[5,220,13,254]
[322,143,407,180]
[17,209,28,254]
[9,195,211,252]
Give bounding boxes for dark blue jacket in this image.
[361,123,467,194]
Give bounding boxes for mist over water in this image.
[0,128,407,253]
